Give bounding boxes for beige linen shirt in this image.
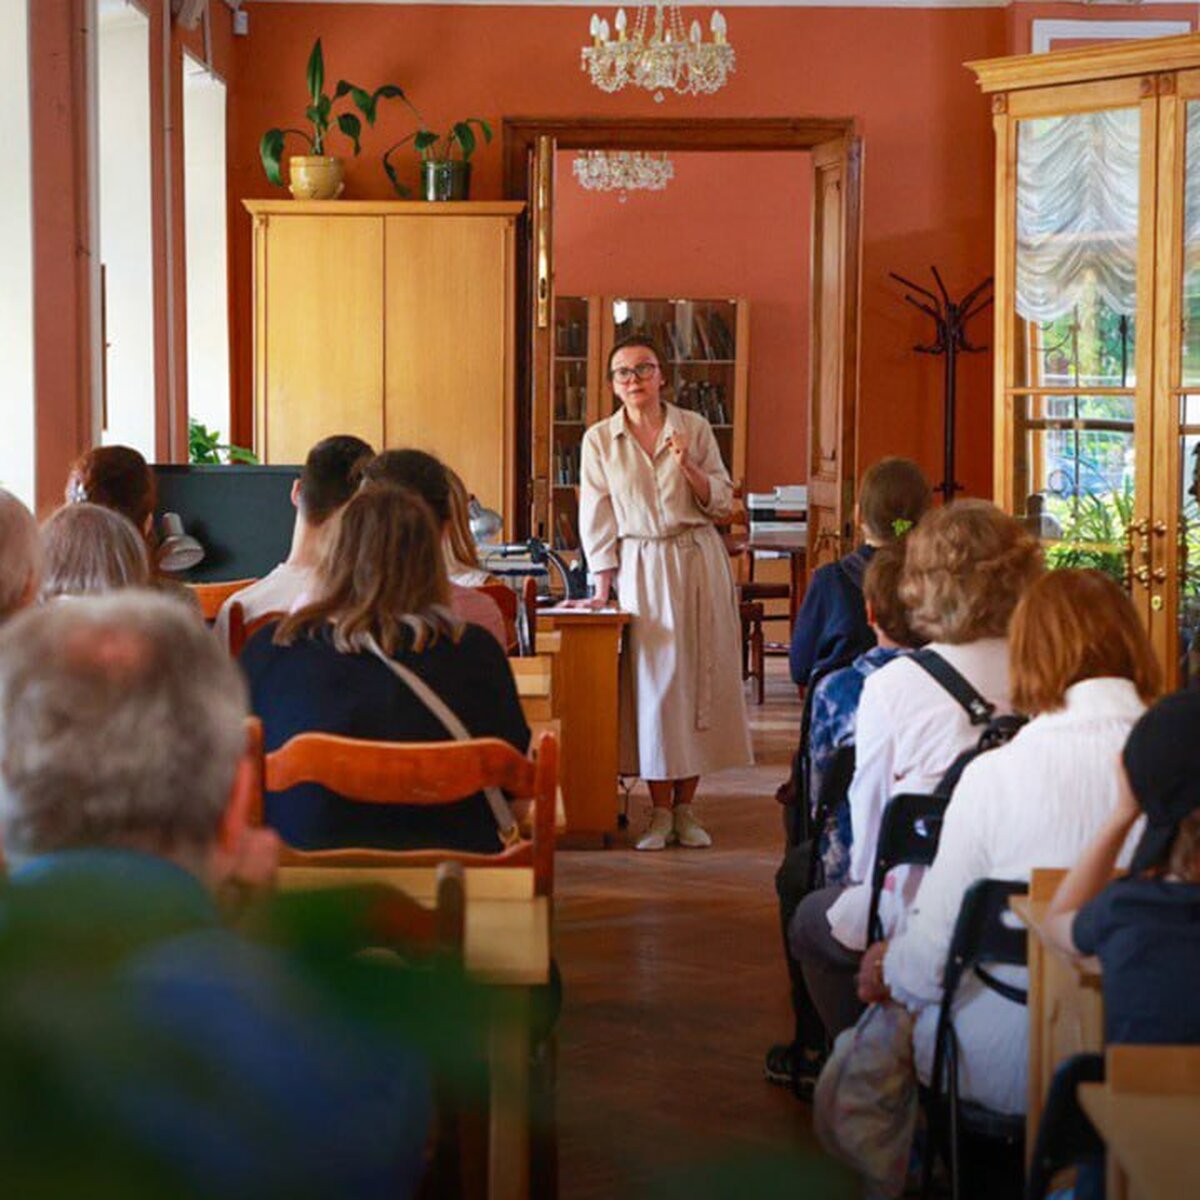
[579,403,733,573]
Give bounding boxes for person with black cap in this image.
[1046,688,1200,1046]
[1030,692,1200,1199]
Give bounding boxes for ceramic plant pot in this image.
[421,159,471,202]
[288,156,345,200]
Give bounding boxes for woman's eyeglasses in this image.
[610,362,660,383]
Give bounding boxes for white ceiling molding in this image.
[245,0,1015,9]
[1031,18,1192,54]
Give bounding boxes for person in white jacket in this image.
[857,568,1161,1115]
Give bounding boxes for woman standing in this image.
[578,336,752,851]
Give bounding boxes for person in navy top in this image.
[789,458,931,688]
[1031,691,1200,1199]
[241,483,530,855]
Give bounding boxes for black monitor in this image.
[152,464,300,583]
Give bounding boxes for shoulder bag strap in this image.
[361,635,519,845]
[910,648,995,726]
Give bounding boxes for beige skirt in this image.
[616,524,753,780]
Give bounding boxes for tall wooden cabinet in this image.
[539,294,749,549]
[244,201,524,532]
[971,34,1200,687]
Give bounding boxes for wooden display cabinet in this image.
[244,200,524,535]
[536,294,749,551]
[971,33,1200,688]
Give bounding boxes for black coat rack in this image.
[890,268,993,504]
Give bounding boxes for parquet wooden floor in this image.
[552,660,844,1199]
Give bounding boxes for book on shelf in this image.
[554,508,578,550]
[693,312,714,360]
[708,310,734,359]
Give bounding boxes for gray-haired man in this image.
[0,591,430,1198]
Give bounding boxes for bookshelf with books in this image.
[603,297,749,485]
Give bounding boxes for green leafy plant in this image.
[383,119,493,197]
[188,419,259,466]
[1044,481,1135,583]
[259,39,412,186]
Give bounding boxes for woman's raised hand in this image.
[665,430,692,469]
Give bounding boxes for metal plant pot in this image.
[421,159,471,202]
[288,156,345,200]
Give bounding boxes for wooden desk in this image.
[1011,885,1104,1162]
[1079,1085,1200,1199]
[538,608,631,846]
[511,655,553,724]
[280,865,550,1199]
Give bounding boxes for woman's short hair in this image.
[1009,568,1161,715]
[65,445,156,536]
[445,466,482,571]
[862,540,921,648]
[361,449,452,524]
[40,503,151,601]
[0,490,40,622]
[858,458,933,544]
[275,484,459,656]
[607,335,668,380]
[899,499,1042,644]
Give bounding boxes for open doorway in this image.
[503,118,863,575]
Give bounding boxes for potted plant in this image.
[383,119,493,202]
[259,39,410,200]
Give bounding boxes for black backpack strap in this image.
[910,649,995,727]
[974,964,1028,1006]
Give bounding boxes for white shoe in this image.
[635,807,675,851]
[674,804,712,848]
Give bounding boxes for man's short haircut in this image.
[1009,568,1161,715]
[39,503,150,601]
[361,449,453,525]
[899,499,1043,644]
[858,458,933,544]
[297,436,374,526]
[0,592,248,864]
[0,489,39,623]
[862,540,920,648]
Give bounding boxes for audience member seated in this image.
[789,457,931,688]
[790,500,1041,1043]
[241,484,530,853]
[445,465,493,587]
[0,592,431,1197]
[39,503,150,600]
[1031,691,1200,1199]
[0,489,39,623]
[855,569,1159,1119]
[64,444,159,559]
[361,450,507,650]
[213,435,374,647]
[767,539,923,1093]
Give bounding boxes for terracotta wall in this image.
[229,3,1008,500]
[554,149,811,491]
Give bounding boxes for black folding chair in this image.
[922,878,1029,1200]
[866,793,948,944]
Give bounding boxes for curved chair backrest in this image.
[867,792,948,943]
[228,603,285,657]
[187,578,258,622]
[477,583,519,654]
[246,719,557,896]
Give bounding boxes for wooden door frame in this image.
[503,116,860,536]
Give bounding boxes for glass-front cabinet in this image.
[973,34,1200,688]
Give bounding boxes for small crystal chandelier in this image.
[582,3,734,103]
[572,151,675,202]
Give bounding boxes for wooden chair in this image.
[227,603,286,656]
[520,576,539,657]
[187,577,257,622]
[477,583,519,655]
[739,599,765,704]
[246,719,558,896]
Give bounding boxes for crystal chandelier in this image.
[582,3,734,102]
[572,151,675,202]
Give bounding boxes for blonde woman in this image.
[444,466,492,588]
[40,503,150,600]
[790,500,1042,1040]
[240,484,529,853]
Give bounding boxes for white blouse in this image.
[884,676,1145,1114]
[827,638,1012,951]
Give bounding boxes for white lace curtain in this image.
[1016,108,1140,323]
[1186,104,1200,280]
